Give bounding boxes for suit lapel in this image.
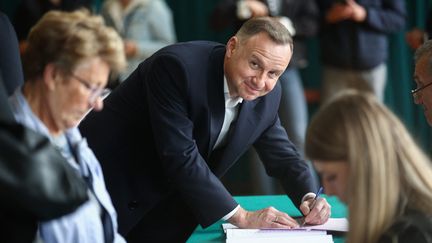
[207,47,225,156]
[212,99,261,176]
[204,46,262,176]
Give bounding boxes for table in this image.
[187,195,347,243]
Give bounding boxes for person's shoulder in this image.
[0,11,12,30]
[169,40,224,49]
[379,211,432,243]
[137,40,225,73]
[0,11,7,21]
[155,40,224,56]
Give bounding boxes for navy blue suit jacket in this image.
[79,41,315,236]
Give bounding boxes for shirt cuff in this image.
[222,204,240,221]
[302,192,316,203]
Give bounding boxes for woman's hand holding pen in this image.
[299,187,331,225]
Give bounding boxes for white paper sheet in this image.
[302,218,348,232]
[226,234,334,243]
[226,228,327,239]
[222,217,348,233]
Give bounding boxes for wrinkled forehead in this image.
[416,54,432,71]
[244,35,291,58]
[415,55,432,81]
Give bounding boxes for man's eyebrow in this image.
[250,54,263,66]
[273,69,284,75]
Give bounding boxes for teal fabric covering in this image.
[187,194,347,243]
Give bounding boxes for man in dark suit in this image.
[79,17,330,242]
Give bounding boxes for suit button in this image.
[128,200,139,210]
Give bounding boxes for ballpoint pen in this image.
[301,186,324,226]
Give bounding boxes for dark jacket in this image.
[79,41,315,239]
[317,0,406,70]
[379,210,432,243]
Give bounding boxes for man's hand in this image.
[346,0,367,22]
[245,0,269,17]
[326,3,353,23]
[299,196,331,225]
[406,28,426,49]
[326,0,366,23]
[228,206,299,229]
[124,40,138,58]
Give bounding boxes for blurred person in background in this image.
[317,0,406,103]
[101,0,176,85]
[406,7,432,50]
[12,0,92,54]
[8,9,126,243]
[306,90,432,243]
[413,39,432,126]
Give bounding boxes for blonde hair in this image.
[305,90,432,243]
[23,9,126,80]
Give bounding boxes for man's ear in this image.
[43,63,59,91]
[226,36,239,58]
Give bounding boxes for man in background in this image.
[317,0,406,102]
[413,39,432,126]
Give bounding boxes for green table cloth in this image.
[187,194,347,243]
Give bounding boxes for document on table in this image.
[302,218,348,232]
[225,228,333,243]
[226,234,333,243]
[227,228,327,238]
[222,218,348,243]
[222,217,348,233]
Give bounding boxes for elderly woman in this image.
[8,10,126,243]
[305,90,432,243]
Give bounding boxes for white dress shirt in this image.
[214,77,243,221]
[213,77,243,150]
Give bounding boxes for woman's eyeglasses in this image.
[69,73,110,104]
